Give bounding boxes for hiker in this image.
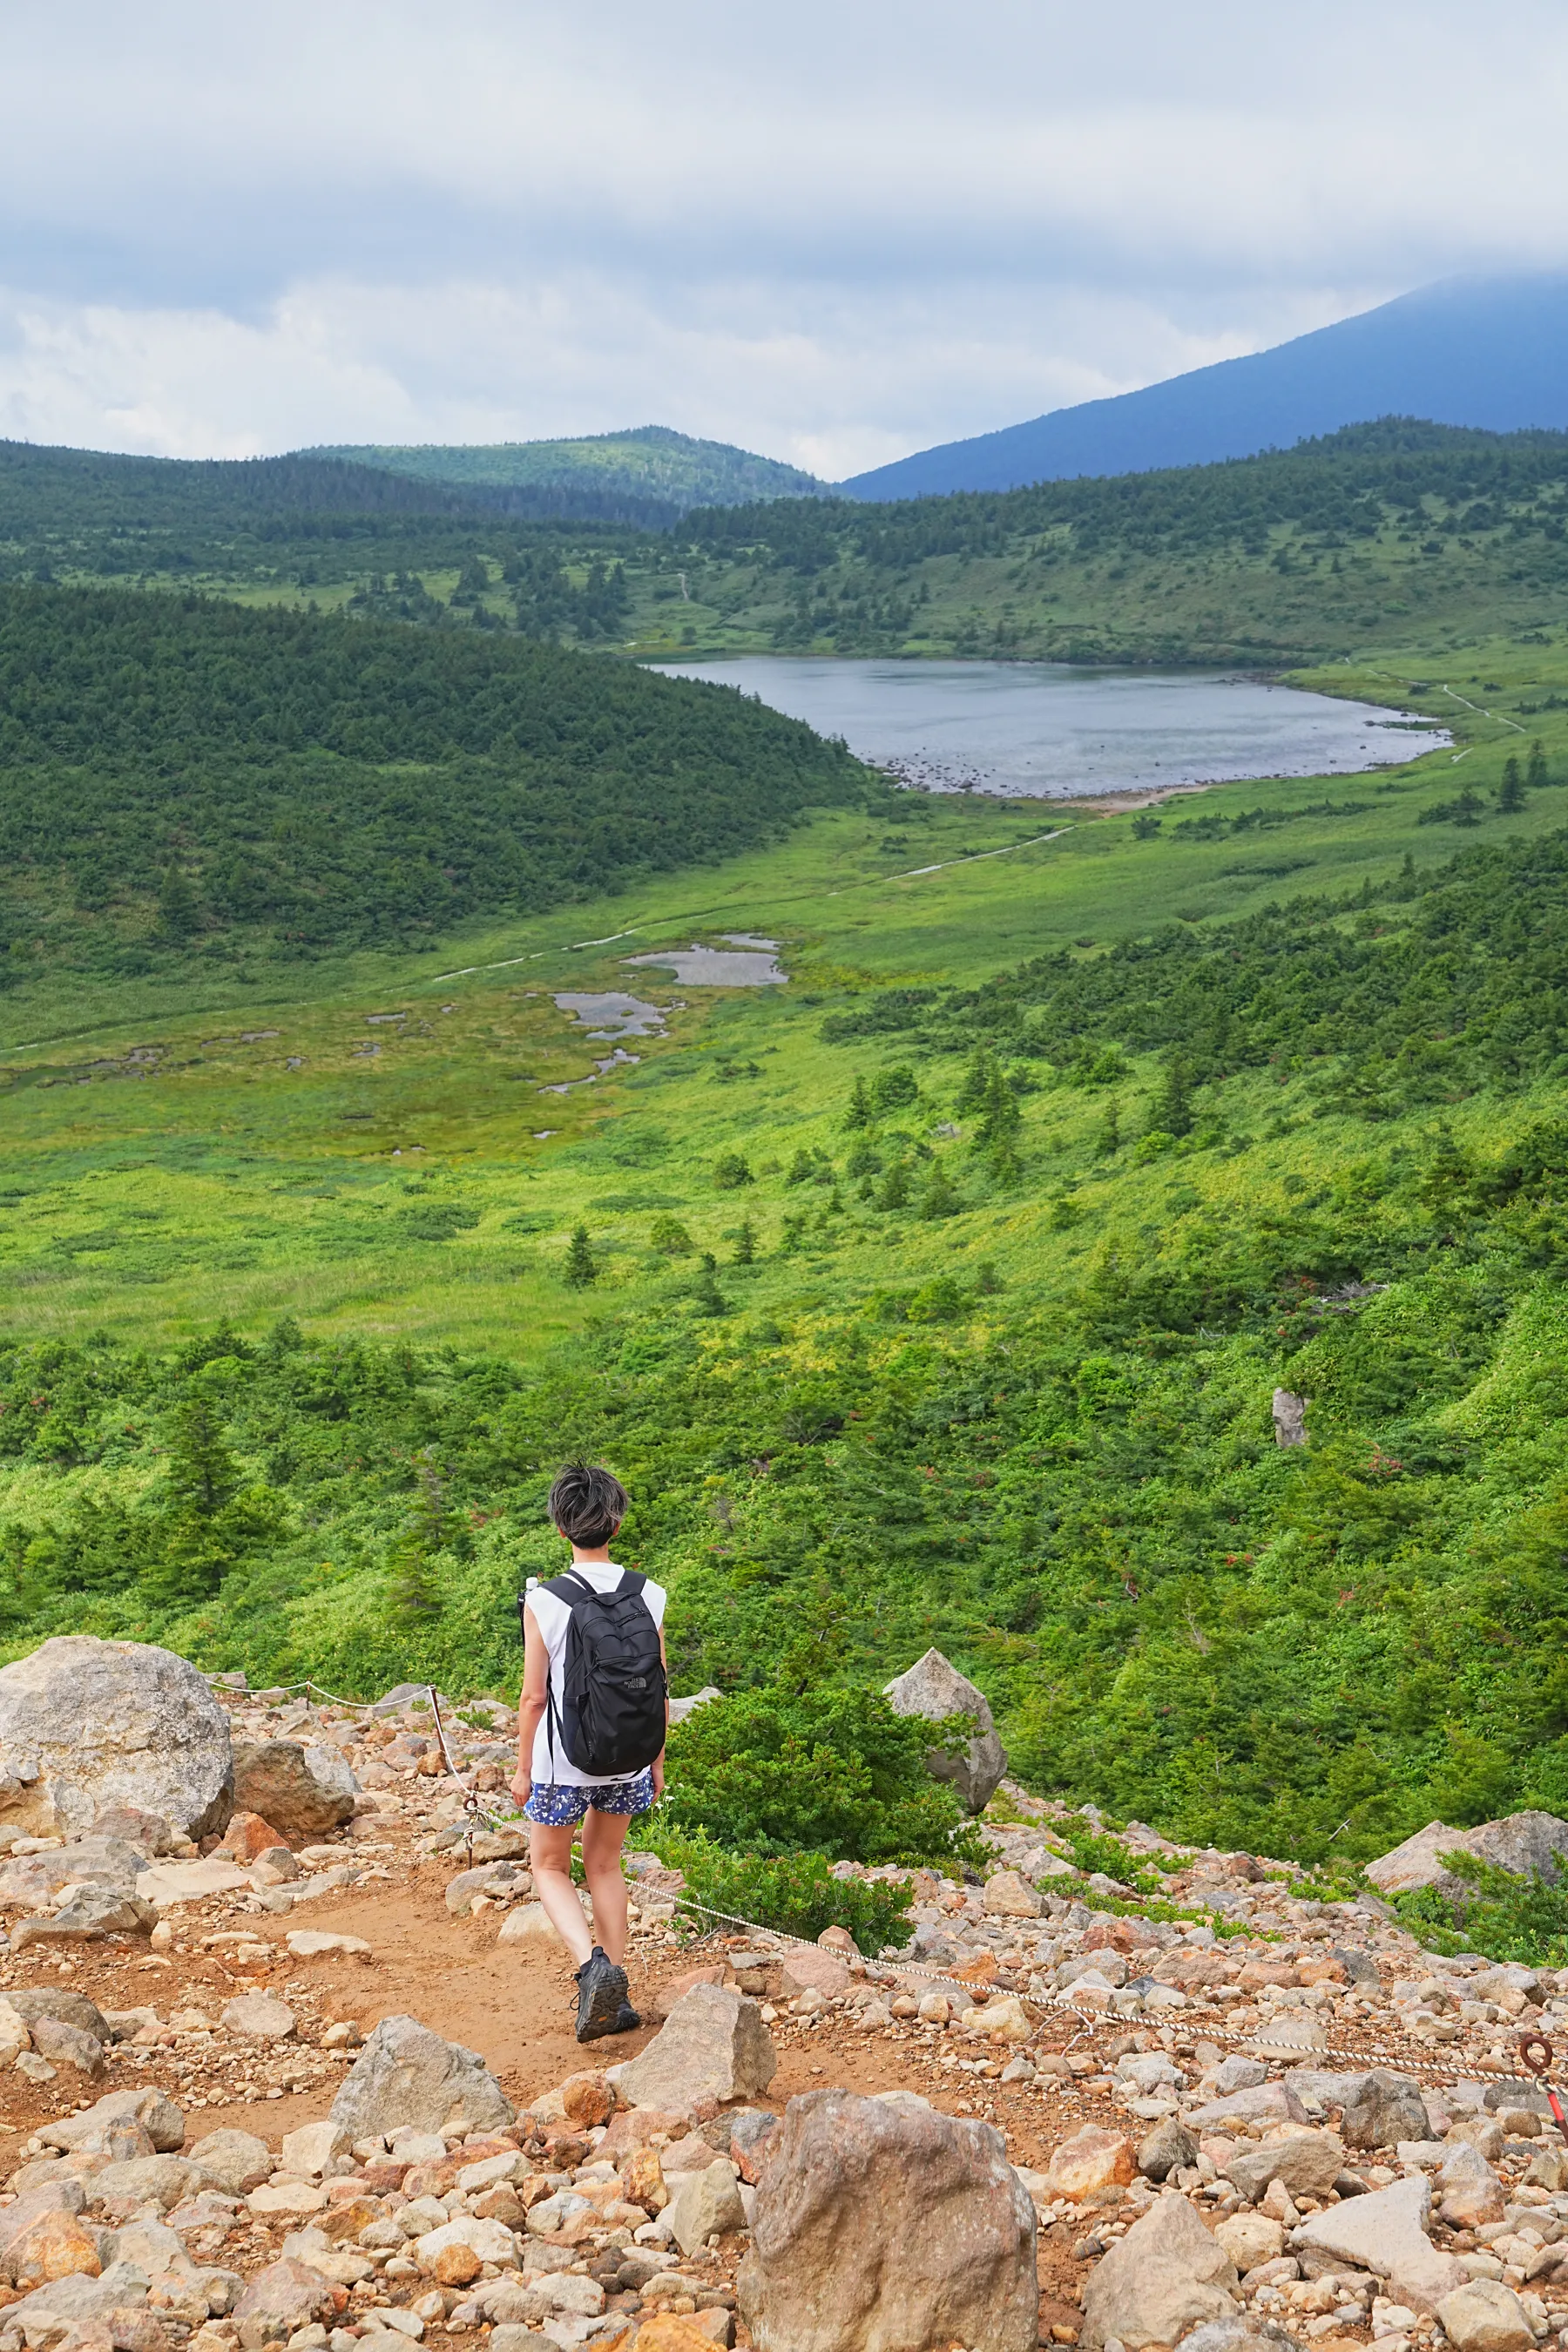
[510,1462,669,2042]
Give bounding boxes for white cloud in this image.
[2,1,1567,471]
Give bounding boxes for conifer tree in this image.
[564,1225,597,1287]
[156,861,200,939]
[733,1217,756,1266]
[1528,738,1551,792]
[1094,1098,1121,1158]
[1151,1054,1194,1138]
[1498,755,1525,813]
[842,1076,871,1131]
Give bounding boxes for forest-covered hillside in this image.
[0,584,864,977]
[6,815,1568,1867]
[316,426,829,515]
[11,418,1568,663]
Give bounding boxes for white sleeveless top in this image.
[526,1562,667,1788]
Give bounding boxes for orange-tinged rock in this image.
[1239,1959,1300,1991]
[319,2200,377,2244]
[621,2146,669,2213]
[559,2070,616,2130]
[953,1950,999,1987]
[1044,2125,1136,2203]
[9,2212,103,2287]
[1298,1955,1348,1986]
[430,2243,482,2288]
[217,1810,291,1862]
[636,2316,727,2352]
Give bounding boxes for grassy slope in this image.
[1,653,1559,1349]
[312,428,828,510]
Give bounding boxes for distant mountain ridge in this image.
[312,425,832,517]
[840,274,1568,501]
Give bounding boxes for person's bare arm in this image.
[510,1605,550,1808]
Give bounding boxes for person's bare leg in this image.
[529,1823,593,1967]
[579,1807,632,1967]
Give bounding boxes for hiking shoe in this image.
[574,1947,630,2042]
[609,2001,641,2036]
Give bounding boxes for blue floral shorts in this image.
[524,1768,655,1827]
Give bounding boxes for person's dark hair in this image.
[548,1461,629,1548]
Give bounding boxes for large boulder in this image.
[1366,1811,1568,1900]
[40,2088,186,2153]
[1225,2132,1345,2204]
[611,1984,775,2115]
[0,1639,233,1842]
[882,1648,1007,1815]
[1081,2189,1240,2349]
[737,2088,1037,2352]
[329,2014,514,2137]
[1341,2070,1432,2151]
[1294,2173,1464,2313]
[1438,2281,1538,2352]
[229,1741,357,1841]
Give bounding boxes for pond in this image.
[649,657,1450,799]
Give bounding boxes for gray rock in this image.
[11,1892,156,1949]
[1293,2173,1463,2312]
[1180,2325,1302,2352]
[232,2256,338,2343]
[1081,2187,1239,2349]
[0,1638,233,1841]
[186,2129,274,2195]
[1436,2279,1537,2352]
[1272,1389,1308,1447]
[40,2087,186,2153]
[5,2261,151,2347]
[1331,1947,1383,1990]
[611,1984,775,2115]
[1213,2057,1267,2094]
[667,1686,723,1727]
[1138,2118,1197,2182]
[329,2013,514,2138]
[1466,1811,1568,1882]
[4,1990,111,2044]
[666,2160,745,2255]
[230,1741,357,1841]
[1341,2070,1431,2151]
[737,2087,1036,2352]
[27,2017,105,2078]
[882,1648,1007,1815]
[443,1862,530,1916]
[1187,2083,1308,2131]
[1225,2132,1345,2204]
[1366,1811,1568,1902]
[86,2155,209,2209]
[221,1993,297,2042]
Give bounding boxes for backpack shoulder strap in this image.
[615,1571,647,1598]
[544,1571,595,1605]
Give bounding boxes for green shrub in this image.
[713,1153,754,1190]
[1389,1851,1568,1967]
[663,1682,986,1868]
[650,1830,916,1954]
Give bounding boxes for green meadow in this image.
[9,430,1568,1892]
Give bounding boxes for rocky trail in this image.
[0,1640,1563,2352]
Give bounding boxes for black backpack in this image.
[528,1571,667,1780]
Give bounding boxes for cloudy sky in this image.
[3,2,1567,479]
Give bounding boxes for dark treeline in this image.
[686,419,1568,570]
[0,585,863,972]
